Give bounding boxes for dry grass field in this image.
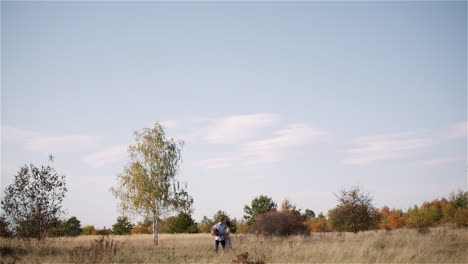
[1,228,467,263]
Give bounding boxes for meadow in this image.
[1,227,467,263]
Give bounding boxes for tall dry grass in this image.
[1,227,467,263]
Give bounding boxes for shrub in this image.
[306,217,329,233]
[92,228,111,236]
[454,208,468,227]
[406,204,441,231]
[252,211,309,236]
[130,224,151,234]
[82,225,96,235]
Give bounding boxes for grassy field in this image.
[1,228,467,263]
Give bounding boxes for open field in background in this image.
[1,228,467,263]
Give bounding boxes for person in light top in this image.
[213,217,228,253]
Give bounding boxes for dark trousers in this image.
[215,240,225,253]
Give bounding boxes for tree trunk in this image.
[153,216,158,246]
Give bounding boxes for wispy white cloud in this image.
[193,123,327,169]
[343,133,432,165]
[242,123,326,165]
[418,156,466,166]
[1,124,99,153]
[343,121,468,165]
[439,121,467,140]
[82,145,128,168]
[204,113,280,144]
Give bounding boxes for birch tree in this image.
[112,123,192,245]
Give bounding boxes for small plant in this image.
[232,251,265,264]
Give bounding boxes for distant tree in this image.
[112,216,134,235]
[302,209,316,220]
[379,206,406,230]
[1,159,67,240]
[167,212,198,233]
[111,123,193,245]
[49,216,82,237]
[198,216,213,233]
[449,189,468,209]
[82,225,96,235]
[328,186,380,233]
[317,212,325,219]
[243,195,277,224]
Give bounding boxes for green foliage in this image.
[111,122,193,245]
[1,159,67,240]
[328,186,380,233]
[112,216,134,235]
[449,189,468,209]
[49,216,82,237]
[82,225,96,235]
[243,195,277,224]
[406,204,441,232]
[302,209,316,220]
[166,212,198,233]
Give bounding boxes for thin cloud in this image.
[1,124,98,153]
[419,156,467,166]
[82,145,128,168]
[193,123,327,168]
[242,123,326,165]
[343,133,432,165]
[439,121,467,140]
[204,113,280,144]
[344,121,467,165]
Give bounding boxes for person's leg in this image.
[215,240,219,253]
[221,240,226,251]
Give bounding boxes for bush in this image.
[130,224,152,234]
[82,225,96,235]
[252,211,309,236]
[406,204,441,231]
[454,208,468,227]
[306,217,329,233]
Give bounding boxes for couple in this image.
[212,217,232,253]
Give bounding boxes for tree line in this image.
[1,123,467,244]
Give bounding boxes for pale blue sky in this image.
[1,1,467,228]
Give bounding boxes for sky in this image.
[1,1,467,228]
